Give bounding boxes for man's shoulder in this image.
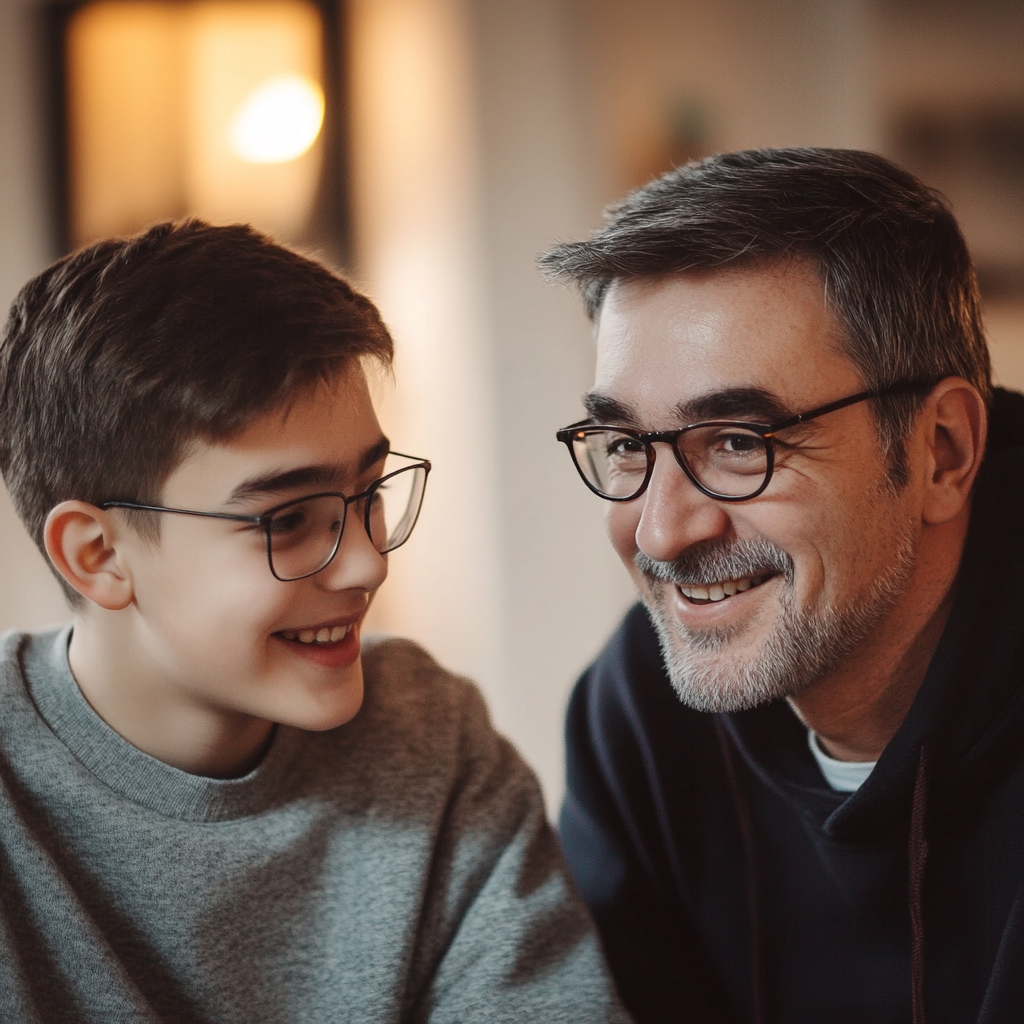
[572,603,709,736]
[563,604,723,807]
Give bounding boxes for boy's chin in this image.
[269,669,366,733]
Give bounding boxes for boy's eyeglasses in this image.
[102,455,430,581]
[556,379,937,503]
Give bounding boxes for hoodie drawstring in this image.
[910,744,930,1024]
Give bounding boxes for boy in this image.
[0,221,627,1022]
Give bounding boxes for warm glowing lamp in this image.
[230,74,325,164]
[63,0,331,246]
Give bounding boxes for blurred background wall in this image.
[1,0,1022,812]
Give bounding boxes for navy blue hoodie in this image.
[560,387,1024,1024]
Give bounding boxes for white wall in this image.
[348,0,635,810]
[1,0,1022,815]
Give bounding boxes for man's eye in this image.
[606,436,646,458]
[720,433,765,453]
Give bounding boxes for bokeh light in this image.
[229,74,325,164]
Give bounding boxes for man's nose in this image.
[633,443,732,562]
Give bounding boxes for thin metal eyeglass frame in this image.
[101,454,431,581]
[555,379,937,503]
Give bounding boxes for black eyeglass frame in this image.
[555,380,939,503]
[101,454,431,581]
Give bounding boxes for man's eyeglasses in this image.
[556,381,936,503]
[102,454,430,581]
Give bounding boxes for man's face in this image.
[116,368,390,732]
[592,263,922,711]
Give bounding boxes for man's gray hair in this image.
[539,148,991,485]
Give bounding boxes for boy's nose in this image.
[317,513,388,593]
[633,443,732,563]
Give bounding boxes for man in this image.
[541,149,1024,1023]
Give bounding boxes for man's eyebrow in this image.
[674,387,793,425]
[225,436,391,506]
[583,388,794,428]
[583,393,640,425]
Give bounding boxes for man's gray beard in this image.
[636,530,917,713]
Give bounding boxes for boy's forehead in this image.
[161,372,387,507]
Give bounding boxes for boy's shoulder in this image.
[305,634,526,816]
[359,633,486,736]
[0,626,55,719]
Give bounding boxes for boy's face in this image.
[114,368,389,733]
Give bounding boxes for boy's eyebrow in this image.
[582,387,793,427]
[225,436,391,506]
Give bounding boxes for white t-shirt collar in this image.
[808,730,877,793]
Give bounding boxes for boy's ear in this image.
[44,501,135,610]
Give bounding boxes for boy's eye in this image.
[268,509,309,535]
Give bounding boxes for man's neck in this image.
[788,525,964,763]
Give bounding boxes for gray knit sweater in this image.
[0,628,629,1023]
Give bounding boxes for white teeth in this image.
[680,574,769,602]
[284,624,351,645]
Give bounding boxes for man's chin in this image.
[636,520,919,714]
[636,576,795,712]
[652,619,802,713]
[644,576,912,715]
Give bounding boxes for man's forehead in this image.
[592,264,858,413]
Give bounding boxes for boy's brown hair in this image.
[0,220,393,603]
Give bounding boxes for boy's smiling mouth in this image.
[276,612,362,647]
[273,615,364,670]
[280,624,352,645]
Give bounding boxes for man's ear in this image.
[919,377,987,526]
[43,501,135,610]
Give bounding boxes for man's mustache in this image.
[635,536,793,588]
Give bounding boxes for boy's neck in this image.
[68,615,275,778]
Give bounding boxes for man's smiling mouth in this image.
[677,573,775,605]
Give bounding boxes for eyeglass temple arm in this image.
[768,390,875,433]
[100,501,260,524]
[766,378,939,434]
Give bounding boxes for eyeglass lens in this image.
[265,464,428,580]
[573,425,769,500]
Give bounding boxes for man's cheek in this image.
[605,506,639,565]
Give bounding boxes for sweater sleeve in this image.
[401,676,631,1024]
